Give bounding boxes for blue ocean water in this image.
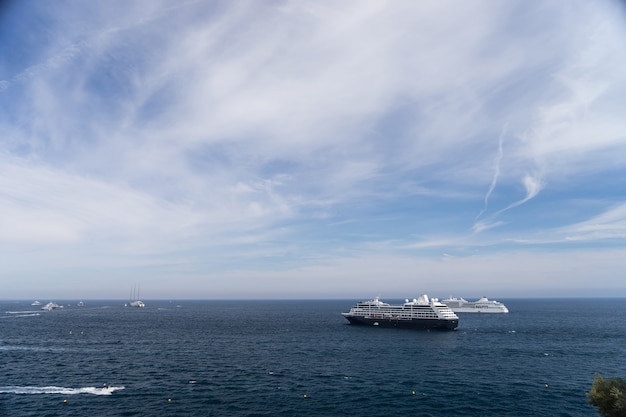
[1,298,625,416]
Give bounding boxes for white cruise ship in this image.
[342,294,459,330]
[442,297,509,313]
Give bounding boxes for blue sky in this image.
[1,0,626,299]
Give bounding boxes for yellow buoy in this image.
[63,399,67,403]
[545,384,549,389]
[303,394,307,399]
[168,398,172,403]
[412,391,416,395]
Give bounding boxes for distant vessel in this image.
[31,301,41,306]
[77,301,85,307]
[127,300,145,308]
[342,295,459,330]
[442,297,509,313]
[125,284,145,308]
[41,302,62,311]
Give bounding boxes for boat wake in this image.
[5,311,41,314]
[0,385,125,395]
[1,311,41,319]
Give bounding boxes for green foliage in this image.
[587,374,626,417]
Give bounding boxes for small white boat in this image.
[125,284,145,308]
[31,301,41,306]
[41,302,62,311]
[126,300,145,308]
[77,301,85,307]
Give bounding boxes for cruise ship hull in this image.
[344,315,458,330]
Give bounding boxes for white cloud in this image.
[503,175,544,212]
[559,203,626,241]
[171,248,626,299]
[518,4,626,176]
[2,0,626,297]
[0,159,199,249]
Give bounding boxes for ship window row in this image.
[353,306,432,311]
[363,313,439,318]
[357,313,439,318]
[353,309,437,315]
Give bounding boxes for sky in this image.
[1,0,626,300]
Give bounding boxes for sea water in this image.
[1,298,625,416]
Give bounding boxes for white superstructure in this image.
[442,297,509,313]
[41,302,62,311]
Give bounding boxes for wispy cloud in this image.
[476,123,507,220]
[499,174,544,214]
[472,173,543,235]
[1,0,626,297]
[559,203,626,242]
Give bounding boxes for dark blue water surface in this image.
[1,298,625,416]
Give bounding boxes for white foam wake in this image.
[0,386,125,395]
[5,310,41,314]
[1,312,40,318]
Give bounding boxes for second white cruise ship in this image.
[442,297,509,313]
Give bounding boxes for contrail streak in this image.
[476,123,507,220]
